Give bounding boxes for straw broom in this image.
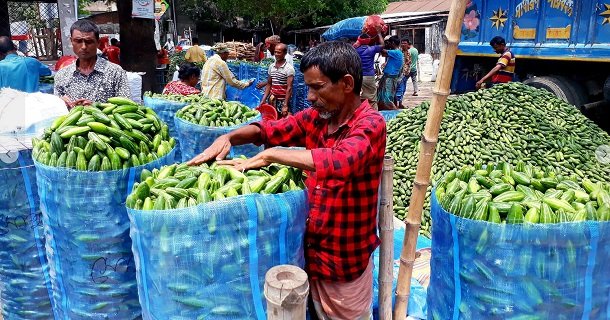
[392,0,467,318]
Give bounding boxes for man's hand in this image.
[61,96,92,110]
[256,81,267,89]
[475,80,484,90]
[281,106,290,117]
[217,148,273,171]
[187,135,232,165]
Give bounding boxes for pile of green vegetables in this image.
[126,160,305,210]
[436,162,610,223]
[144,92,207,104]
[176,101,259,127]
[387,82,610,236]
[33,97,175,170]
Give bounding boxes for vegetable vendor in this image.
[200,44,253,100]
[54,20,130,109]
[163,63,201,95]
[260,43,295,119]
[476,36,516,89]
[189,41,386,320]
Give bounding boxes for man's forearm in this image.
[227,124,263,146]
[264,148,315,172]
[284,88,293,106]
[480,65,503,82]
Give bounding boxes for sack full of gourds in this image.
[143,92,205,161]
[0,137,53,320]
[428,161,610,319]
[33,97,176,319]
[174,99,262,162]
[127,161,307,319]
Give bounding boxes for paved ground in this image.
[400,80,435,109]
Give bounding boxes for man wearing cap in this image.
[200,44,253,100]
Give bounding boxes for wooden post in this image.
[264,265,309,320]
[57,0,78,56]
[392,0,467,319]
[378,156,394,320]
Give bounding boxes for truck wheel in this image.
[604,76,610,101]
[523,76,576,106]
[555,75,588,108]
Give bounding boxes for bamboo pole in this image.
[392,0,467,319]
[378,156,395,320]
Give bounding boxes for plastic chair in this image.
[256,103,278,121]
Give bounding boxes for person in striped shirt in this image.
[261,43,295,118]
[476,36,516,89]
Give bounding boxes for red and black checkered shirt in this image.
[255,100,386,282]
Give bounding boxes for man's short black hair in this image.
[389,36,400,46]
[110,38,118,46]
[490,36,506,46]
[0,36,16,54]
[401,37,411,44]
[192,37,199,44]
[70,20,100,39]
[300,41,362,95]
[178,63,201,80]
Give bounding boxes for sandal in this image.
[412,92,418,96]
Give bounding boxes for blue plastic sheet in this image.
[380,110,403,122]
[372,227,430,320]
[143,96,188,162]
[34,148,176,320]
[225,81,262,108]
[0,147,53,319]
[322,17,366,41]
[427,192,610,320]
[128,190,308,320]
[174,115,263,162]
[38,82,54,94]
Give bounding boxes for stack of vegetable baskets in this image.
[428,162,610,319]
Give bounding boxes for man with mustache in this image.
[188,41,386,320]
[54,20,130,109]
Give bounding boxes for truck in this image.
[451,0,610,128]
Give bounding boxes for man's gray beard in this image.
[318,111,332,119]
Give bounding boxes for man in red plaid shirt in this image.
[189,41,386,319]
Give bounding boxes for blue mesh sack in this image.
[0,139,53,320]
[34,148,175,319]
[225,82,262,108]
[427,193,610,320]
[128,190,308,319]
[174,115,263,162]
[371,227,429,320]
[380,110,403,122]
[143,96,187,162]
[322,17,366,41]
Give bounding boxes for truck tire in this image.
[524,76,576,106]
[604,76,610,102]
[555,75,588,108]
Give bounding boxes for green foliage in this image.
[179,0,388,32]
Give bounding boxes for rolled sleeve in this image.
[220,63,249,89]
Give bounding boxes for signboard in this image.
[155,0,170,20]
[132,0,155,19]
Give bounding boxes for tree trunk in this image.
[117,1,157,96]
[0,1,10,38]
